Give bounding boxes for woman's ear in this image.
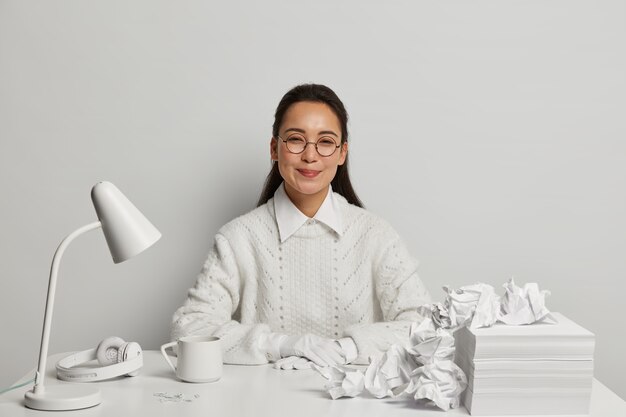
[270,137,278,161]
[338,142,348,166]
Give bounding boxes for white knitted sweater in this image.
[171,193,431,364]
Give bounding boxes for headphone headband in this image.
[56,347,143,382]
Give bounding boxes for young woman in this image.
[171,84,431,369]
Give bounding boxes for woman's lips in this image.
[297,169,321,178]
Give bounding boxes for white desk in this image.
[2,351,625,417]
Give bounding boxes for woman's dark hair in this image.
[257,83,363,208]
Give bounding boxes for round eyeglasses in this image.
[277,135,341,157]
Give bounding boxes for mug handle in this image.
[160,341,177,373]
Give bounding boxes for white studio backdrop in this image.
[1,0,624,400]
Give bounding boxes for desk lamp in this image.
[24,181,161,411]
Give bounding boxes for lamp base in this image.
[24,385,101,411]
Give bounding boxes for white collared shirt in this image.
[273,182,344,243]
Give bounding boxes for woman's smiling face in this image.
[271,101,348,204]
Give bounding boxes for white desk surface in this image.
[2,351,625,417]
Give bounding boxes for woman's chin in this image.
[288,181,327,197]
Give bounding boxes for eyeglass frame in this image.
[276,135,342,157]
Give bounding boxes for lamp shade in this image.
[91,181,161,263]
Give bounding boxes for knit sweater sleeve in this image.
[170,233,271,365]
[343,224,432,364]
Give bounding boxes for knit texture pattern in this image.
[171,193,432,364]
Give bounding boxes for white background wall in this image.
[1,0,624,401]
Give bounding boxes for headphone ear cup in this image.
[117,342,141,362]
[118,342,142,377]
[96,337,126,366]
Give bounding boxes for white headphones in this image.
[56,337,143,382]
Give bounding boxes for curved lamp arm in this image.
[33,221,102,394]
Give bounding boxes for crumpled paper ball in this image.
[408,321,455,364]
[364,344,418,398]
[311,364,365,400]
[404,359,467,411]
[417,302,451,329]
[444,283,500,329]
[498,278,555,325]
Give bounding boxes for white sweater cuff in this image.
[259,332,288,362]
[337,337,358,364]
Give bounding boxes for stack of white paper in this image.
[454,312,595,416]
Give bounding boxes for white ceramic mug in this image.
[160,335,222,383]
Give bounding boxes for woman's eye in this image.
[288,137,305,143]
[319,139,336,146]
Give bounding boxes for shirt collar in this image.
[273,182,344,243]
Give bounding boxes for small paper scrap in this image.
[153,392,200,403]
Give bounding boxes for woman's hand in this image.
[273,356,313,370]
[279,334,346,368]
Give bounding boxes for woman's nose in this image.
[301,142,318,162]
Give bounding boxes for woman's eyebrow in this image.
[284,127,338,137]
[284,128,306,134]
